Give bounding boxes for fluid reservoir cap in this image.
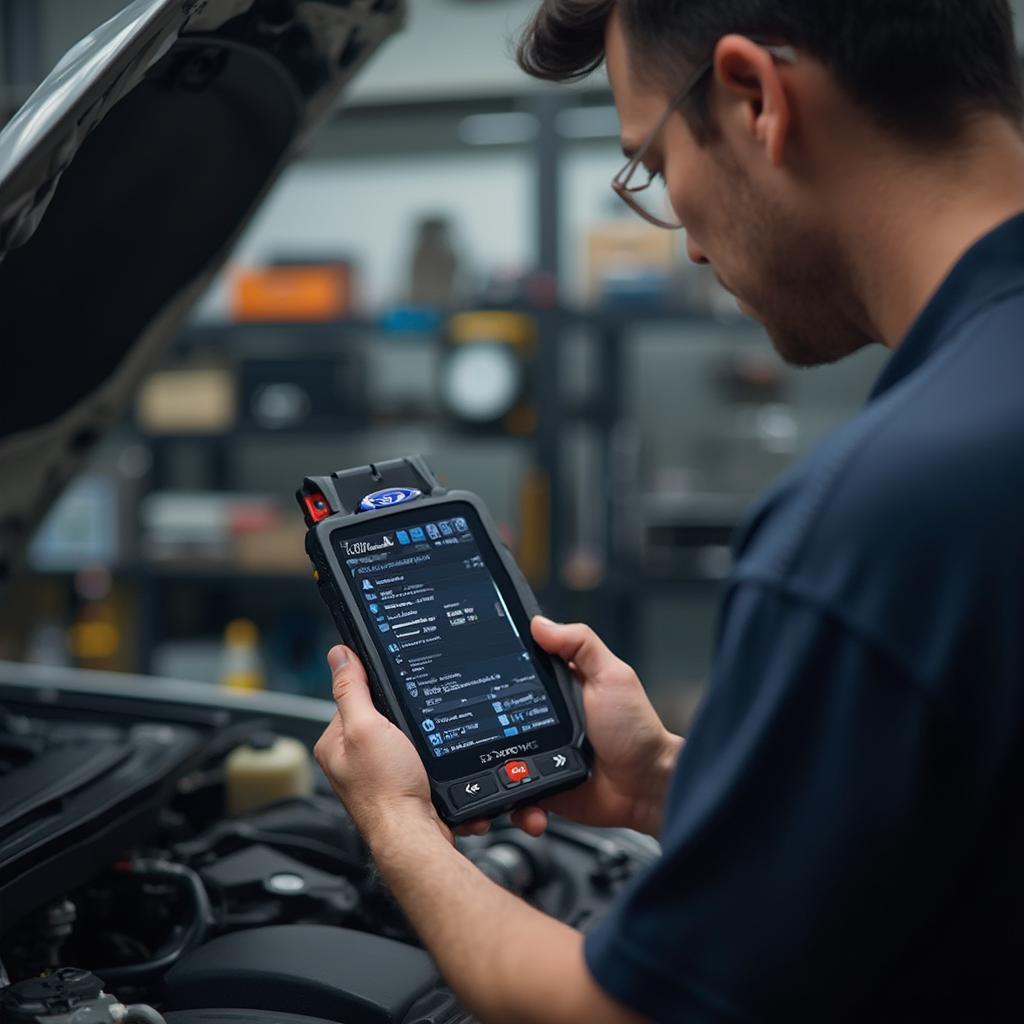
[0,969,103,1022]
[247,730,278,751]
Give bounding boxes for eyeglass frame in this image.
[611,40,799,230]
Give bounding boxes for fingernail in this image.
[534,615,557,627]
[327,646,349,670]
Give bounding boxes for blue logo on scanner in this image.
[359,487,423,511]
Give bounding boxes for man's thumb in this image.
[530,617,616,680]
[328,646,376,723]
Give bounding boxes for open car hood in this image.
[0,0,403,585]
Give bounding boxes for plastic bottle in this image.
[220,618,266,692]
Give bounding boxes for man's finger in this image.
[510,805,549,837]
[456,819,492,837]
[530,617,617,681]
[328,646,377,726]
[313,712,344,767]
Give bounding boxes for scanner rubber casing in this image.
[297,456,590,826]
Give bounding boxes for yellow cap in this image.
[225,618,259,647]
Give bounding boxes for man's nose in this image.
[686,235,710,265]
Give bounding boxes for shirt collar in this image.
[870,211,1024,400]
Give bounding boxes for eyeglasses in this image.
[611,41,798,230]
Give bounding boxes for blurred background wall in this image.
[3,0,1022,732]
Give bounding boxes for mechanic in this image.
[314,2,1024,1022]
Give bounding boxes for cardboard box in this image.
[234,518,309,574]
[137,368,236,434]
[585,220,679,304]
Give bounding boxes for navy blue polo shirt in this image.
[585,214,1024,1023]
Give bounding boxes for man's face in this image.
[606,16,874,367]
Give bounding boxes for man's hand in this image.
[313,640,651,1024]
[313,645,452,845]
[509,617,682,839]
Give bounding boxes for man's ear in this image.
[713,34,791,167]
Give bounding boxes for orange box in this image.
[231,264,354,322]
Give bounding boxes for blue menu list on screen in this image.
[335,520,559,759]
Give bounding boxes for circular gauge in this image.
[439,342,524,424]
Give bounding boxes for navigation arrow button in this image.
[450,773,498,809]
[539,750,575,777]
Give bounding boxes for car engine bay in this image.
[0,668,658,1024]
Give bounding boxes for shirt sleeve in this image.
[584,580,967,1024]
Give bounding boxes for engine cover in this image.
[165,925,448,1024]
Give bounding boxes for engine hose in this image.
[174,822,365,875]
[120,1004,168,1024]
[93,859,211,984]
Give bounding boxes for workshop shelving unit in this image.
[13,86,772,721]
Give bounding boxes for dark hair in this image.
[516,1,1024,142]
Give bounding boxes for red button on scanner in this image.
[502,760,532,786]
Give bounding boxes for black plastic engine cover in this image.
[166,1013,342,1024]
[166,925,443,1024]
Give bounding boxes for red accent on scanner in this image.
[304,492,332,523]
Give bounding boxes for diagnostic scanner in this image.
[297,456,590,826]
